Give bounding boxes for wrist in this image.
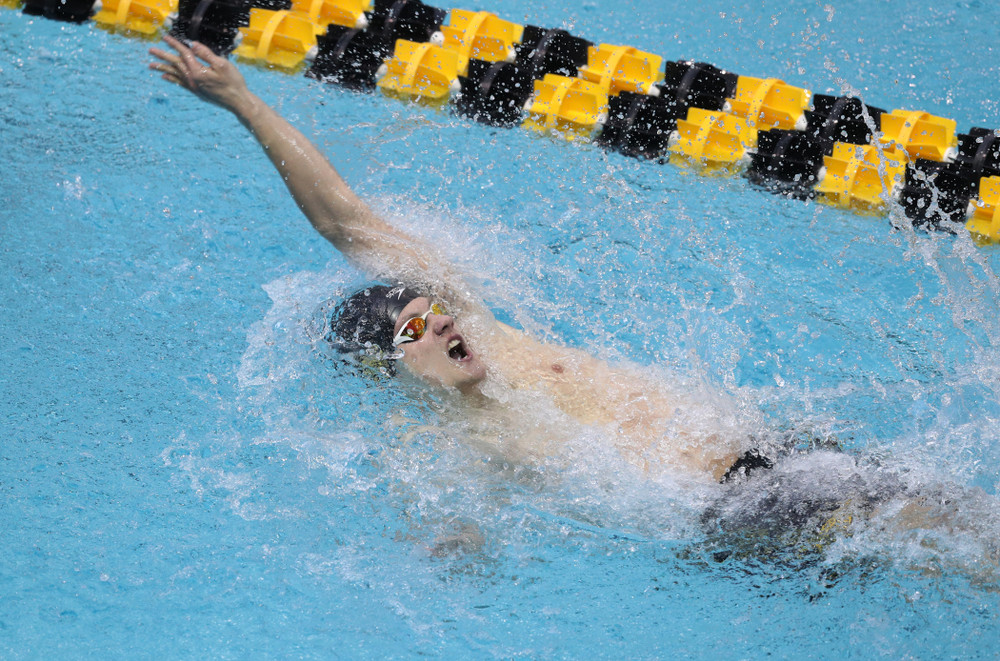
[231,91,263,122]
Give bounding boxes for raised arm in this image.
[149,36,440,282]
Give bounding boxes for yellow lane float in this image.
[522,74,609,139]
[376,40,461,101]
[578,44,663,96]
[967,176,1000,243]
[814,143,907,211]
[667,108,756,170]
[290,0,371,31]
[725,76,810,132]
[94,0,177,35]
[435,9,523,76]
[235,9,318,69]
[879,109,958,162]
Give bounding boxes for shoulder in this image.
[495,321,526,340]
[492,320,586,365]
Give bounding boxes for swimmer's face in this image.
[393,297,486,392]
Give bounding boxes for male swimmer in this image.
[149,36,781,482]
[148,37,1000,573]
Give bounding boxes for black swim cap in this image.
[329,284,424,355]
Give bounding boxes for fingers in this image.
[148,47,180,67]
[162,33,190,59]
[149,65,183,87]
[149,41,186,85]
[146,54,183,85]
[153,37,227,80]
[158,34,203,78]
[190,41,224,68]
[149,35,245,109]
[149,62,178,78]
[148,48,186,87]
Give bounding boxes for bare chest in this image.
[479,326,740,479]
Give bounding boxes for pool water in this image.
[2,0,999,658]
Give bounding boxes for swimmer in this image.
[148,38,1000,578]
[147,36,760,481]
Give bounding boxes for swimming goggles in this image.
[393,303,445,346]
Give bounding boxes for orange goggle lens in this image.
[393,303,445,346]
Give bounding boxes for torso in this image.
[473,321,742,481]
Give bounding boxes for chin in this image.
[453,361,487,390]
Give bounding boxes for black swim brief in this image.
[720,449,774,483]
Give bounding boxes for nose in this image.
[430,313,453,335]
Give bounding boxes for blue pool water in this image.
[2,0,999,658]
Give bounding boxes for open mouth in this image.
[447,337,471,362]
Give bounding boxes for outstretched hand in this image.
[149,35,256,116]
